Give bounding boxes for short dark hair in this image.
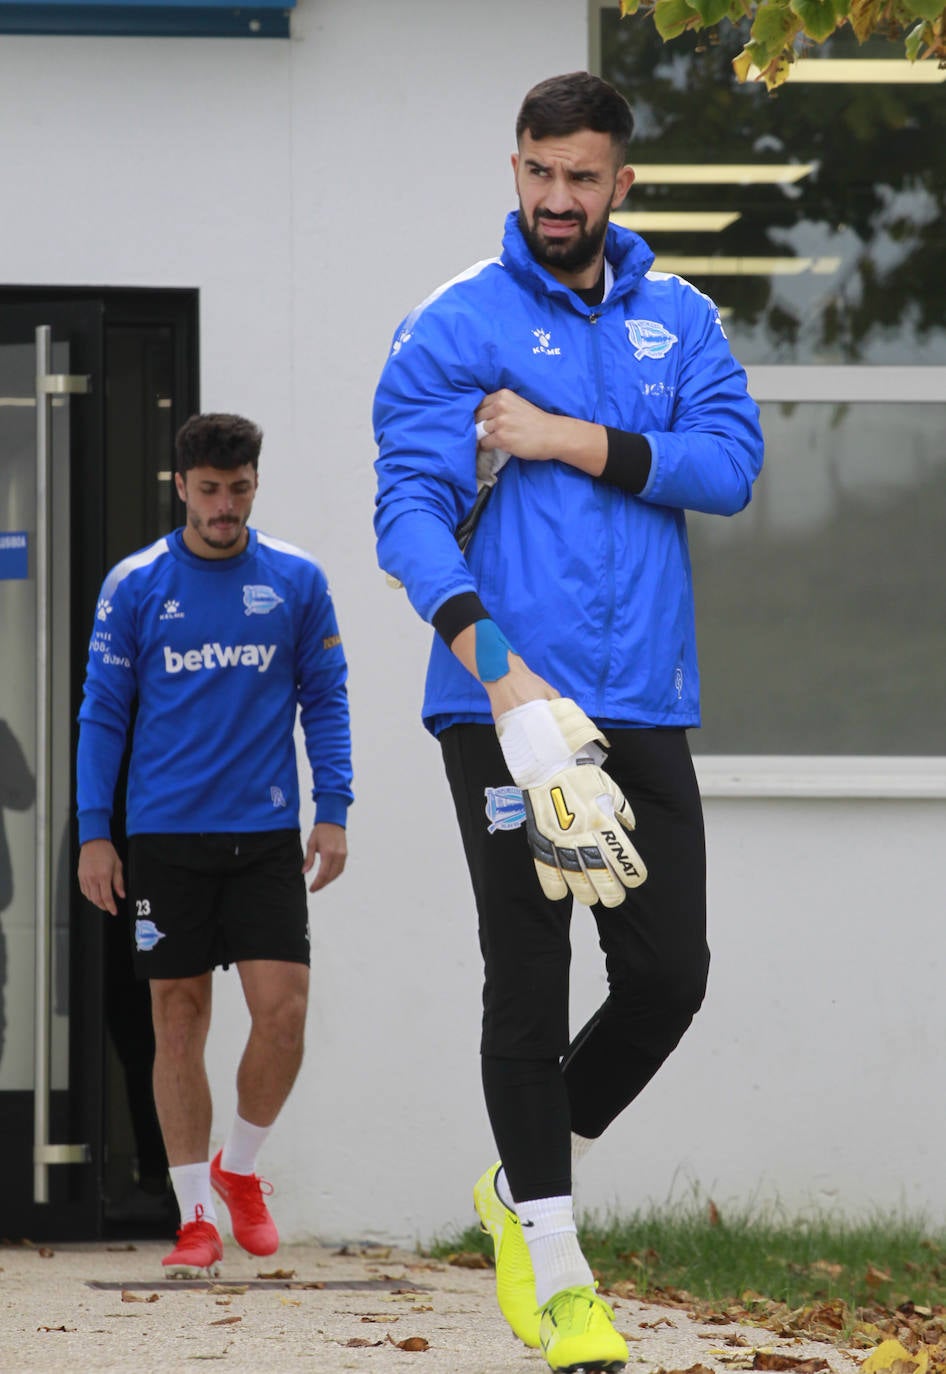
[516,72,634,161]
[175,413,263,474]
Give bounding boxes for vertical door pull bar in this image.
[33,326,91,1204]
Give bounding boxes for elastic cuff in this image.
[602,429,652,494]
[432,591,490,646]
[314,794,349,828]
[78,811,111,846]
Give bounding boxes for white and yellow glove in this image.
[496,698,647,908]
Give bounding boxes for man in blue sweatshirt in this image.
[374,72,763,1373]
[78,412,353,1276]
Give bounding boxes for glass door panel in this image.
[0,303,102,1239]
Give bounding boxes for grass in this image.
[427,1201,946,1344]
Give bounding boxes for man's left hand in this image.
[303,822,347,892]
[474,390,606,476]
[475,389,562,460]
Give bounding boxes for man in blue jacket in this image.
[78,413,353,1276]
[374,72,763,1373]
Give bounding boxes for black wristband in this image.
[432,591,490,646]
[602,429,652,495]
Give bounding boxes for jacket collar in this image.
[500,210,655,309]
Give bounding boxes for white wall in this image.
[2,0,944,1245]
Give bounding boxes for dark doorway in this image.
[0,288,198,1240]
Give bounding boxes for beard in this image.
[190,514,246,550]
[517,202,612,275]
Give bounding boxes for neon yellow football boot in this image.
[472,1161,540,1347]
[539,1284,628,1372]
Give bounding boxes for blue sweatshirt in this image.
[374,212,764,734]
[77,527,353,843]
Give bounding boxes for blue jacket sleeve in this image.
[76,580,138,844]
[640,291,763,516]
[373,308,489,623]
[296,567,353,829]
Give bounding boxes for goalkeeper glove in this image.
[496,698,647,908]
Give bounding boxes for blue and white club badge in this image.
[135,919,166,952]
[484,785,526,833]
[243,585,285,615]
[624,319,679,361]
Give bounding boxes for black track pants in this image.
[440,723,709,1203]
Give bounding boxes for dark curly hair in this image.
[175,413,263,474]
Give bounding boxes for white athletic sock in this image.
[169,1161,217,1227]
[515,1194,595,1306]
[221,1113,271,1176]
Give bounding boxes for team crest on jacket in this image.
[243,585,284,615]
[485,785,526,833]
[624,319,678,361]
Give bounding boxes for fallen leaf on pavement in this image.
[861,1340,929,1374]
[752,1353,829,1372]
[655,1363,716,1374]
[387,1335,430,1351]
[447,1251,491,1269]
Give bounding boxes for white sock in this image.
[221,1113,271,1176]
[515,1194,594,1306]
[169,1161,217,1227]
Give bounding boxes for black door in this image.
[0,290,198,1240]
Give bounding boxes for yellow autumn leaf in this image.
[861,1341,929,1374]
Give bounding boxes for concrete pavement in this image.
[0,1237,865,1374]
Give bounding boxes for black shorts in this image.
[126,831,310,981]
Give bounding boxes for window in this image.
[593,1,946,792]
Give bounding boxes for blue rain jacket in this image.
[374,211,764,734]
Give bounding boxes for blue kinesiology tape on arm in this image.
[475,619,515,682]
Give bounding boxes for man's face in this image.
[513,128,635,285]
[174,463,258,559]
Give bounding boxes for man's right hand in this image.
[78,839,125,916]
[496,697,647,907]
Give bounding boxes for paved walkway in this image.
[0,1238,865,1373]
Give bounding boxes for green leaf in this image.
[902,0,944,21]
[790,0,842,41]
[750,0,805,48]
[654,0,700,39]
[619,0,643,15]
[742,1,803,68]
[687,0,738,25]
[903,18,931,56]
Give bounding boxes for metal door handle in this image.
[32,325,91,1202]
